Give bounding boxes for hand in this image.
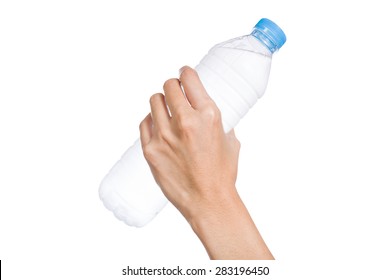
[139,66,240,221]
[139,66,273,260]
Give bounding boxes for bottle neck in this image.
[251,29,279,54]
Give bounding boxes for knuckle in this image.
[202,102,221,122]
[142,143,155,162]
[156,128,172,142]
[142,142,164,168]
[176,113,195,132]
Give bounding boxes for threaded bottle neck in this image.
[251,18,286,53]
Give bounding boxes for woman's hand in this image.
[139,66,273,260]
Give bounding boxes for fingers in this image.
[149,93,170,129]
[163,78,190,116]
[164,66,213,114]
[139,113,153,147]
[179,66,212,110]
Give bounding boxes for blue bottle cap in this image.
[252,18,286,53]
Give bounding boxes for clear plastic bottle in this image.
[99,18,286,227]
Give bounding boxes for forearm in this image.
[187,188,274,260]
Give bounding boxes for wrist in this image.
[185,186,241,232]
[185,187,274,260]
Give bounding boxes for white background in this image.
[1,0,389,279]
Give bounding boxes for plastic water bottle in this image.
[99,18,286,227]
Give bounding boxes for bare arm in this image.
[139,66,273,260]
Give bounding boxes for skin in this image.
[139,66,274,260]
